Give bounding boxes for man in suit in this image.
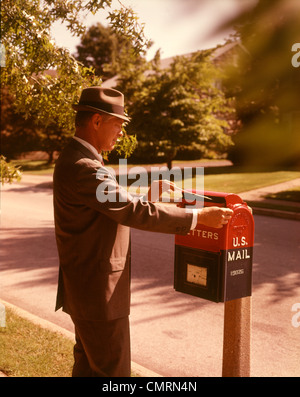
[53,86,233,377]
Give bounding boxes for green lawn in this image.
[11,159,300,195]
[202,170,300,194]
[11,159,55,175]
[0,308,74,377]
[0,307,140,377]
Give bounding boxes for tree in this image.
[1,86,72,163]
[1,87,39,160]
[116,50,233,168]
[75,22,144,81]
[1,0,150,170]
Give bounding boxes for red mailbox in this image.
[174,191,254,302]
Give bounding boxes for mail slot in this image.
[174,191,254,302]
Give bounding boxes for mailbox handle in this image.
[177,190,250,212]
[181,191,212,201]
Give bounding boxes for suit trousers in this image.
[70,315,131,377]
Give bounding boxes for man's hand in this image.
[147,179,177,202]
[197,207,233,229]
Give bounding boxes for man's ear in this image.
[91,113,102,128]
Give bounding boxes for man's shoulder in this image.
[54,140,104,185]
[57,140,101,167]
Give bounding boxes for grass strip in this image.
[265,187,300,203]
[0,307,140,377]
[202,171,300,194]
[0,307,74,377]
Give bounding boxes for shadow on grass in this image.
[266,189,300,202]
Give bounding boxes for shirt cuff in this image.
[186,208,199,230]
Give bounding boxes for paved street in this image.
[0,175,299,377]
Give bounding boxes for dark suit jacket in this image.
[53,139,193,321]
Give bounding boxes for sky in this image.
[51,0,256,61]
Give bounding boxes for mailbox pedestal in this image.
[222,296,251,377]
[174,190,254,377]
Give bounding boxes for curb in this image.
[0,299,162,378]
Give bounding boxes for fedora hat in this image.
[72,86,130,121]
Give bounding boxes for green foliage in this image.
[1,0,98,131]
[114,132,138,159]
[117,51,234,167]
[0,306,140,377]
[1,0,148,161]
[223,0,300,167]
[75,23,120,80]
[0,155,22,185]
[0,307,74,377]
[108,3,152,57]
[0,87,40,159]
[74,21,150,81]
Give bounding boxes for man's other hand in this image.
[147,179,177,202]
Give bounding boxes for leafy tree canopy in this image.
[75,22,150,80]
[115,50,234,168]
[0,0,150,164]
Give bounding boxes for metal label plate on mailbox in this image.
[187,264,207,286]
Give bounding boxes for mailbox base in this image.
[174,246,221,302]
[174,246,252,302]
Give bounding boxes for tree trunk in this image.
[47,151,54,164]
[166,158,172,170]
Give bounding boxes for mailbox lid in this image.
[180,190,244,208]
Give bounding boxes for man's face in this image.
[94,115,124,152]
